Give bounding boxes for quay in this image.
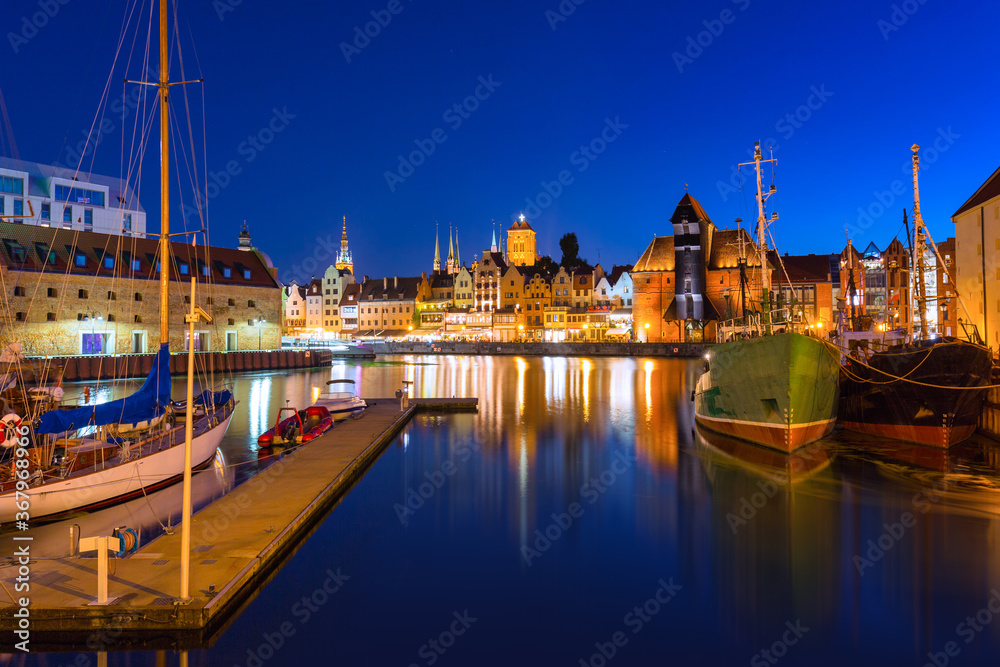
[381,340,708,357]
[0,396,477,649]
[24,348,335,383]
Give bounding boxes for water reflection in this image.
[18,356,1000,666]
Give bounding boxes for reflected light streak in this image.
[311,386,320,404]
[248,376,272,440]
[516,357,526,417]
[582,359,592,422]
[644,360,653,422]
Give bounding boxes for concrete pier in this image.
[0,397,476,648]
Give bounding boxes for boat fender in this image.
[1,413,23,448]
[673,347,679,354]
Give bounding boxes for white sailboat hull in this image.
[0,410,234,524]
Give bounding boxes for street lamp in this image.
[253,317,266,350]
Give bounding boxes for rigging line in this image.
[174,5,207,233]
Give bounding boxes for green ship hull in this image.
[694,332,839,452]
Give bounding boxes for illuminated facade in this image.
[506,214,537,268]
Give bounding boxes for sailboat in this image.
[693,143,840,452]
[0,0,234,523]
[837,145,993,448]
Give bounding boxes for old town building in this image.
[0,222,280,355]
[952,165,1000,349]
[506,214,537,268]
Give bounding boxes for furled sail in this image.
[37,343,172,434]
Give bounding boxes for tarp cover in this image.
[194,389,232,407]
[38,343,172,434]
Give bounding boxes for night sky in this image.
[3,0,998,285]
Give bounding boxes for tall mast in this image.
[911,145,928,338]
[158,0,170,344]
[739,142,777,332]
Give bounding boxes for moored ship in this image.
[693,143,839,452]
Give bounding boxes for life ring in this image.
[1,413,22,449]
[673,347,679,354]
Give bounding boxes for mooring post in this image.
[80,535,123,605]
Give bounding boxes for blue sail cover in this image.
[38,343,172,434]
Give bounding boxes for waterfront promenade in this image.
[0,397,476,647]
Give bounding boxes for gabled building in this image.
[283,282,307,334]
[506,214,537,268]
[632,194,763,342]
[472,248,507,312]
[305,278,323,331]
[608,265,633,308]
[338,283,361,338]
[523,272,552,339]
[571,270,593,308]
[551,267,573,307]
[453,265,474,309]
[320,264,356,333]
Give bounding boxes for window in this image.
[55,185,105,207]
[47,312,56,321]
[134,315,142,323]
[206,297,214,305]
[243,269,252,280]
[107,314,116,322]
[103,256,114,269]
[179,262,188,275]
[228,318,235,326]
[78,289,88,299]
[63,206,72,223]
[41,203,50,221]
[83,208,93,228]
[75,253,86,267]
[15,312,25,321]
[223,267,232,278]
[248,300,255,307]
[184,296,190,304]
[35,244,56,265]
[131,258,141,271]
[228,298,235,306]
[13,286,25,297]
[47,288,57,298]
[123,213,132,231]
[202,265,210,277]
[107,291,117,301]
[0,176,23,195]
[12,199,23,218]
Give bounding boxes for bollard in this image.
[69,524,80,557]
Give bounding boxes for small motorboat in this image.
[257,405,334,447]
[314,379,367,421]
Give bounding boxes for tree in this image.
[534,255,559,279]
[559,233,580,267]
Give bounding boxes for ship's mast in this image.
[739,142,778,333]
[158,0,170,344]
[911,145,928,339]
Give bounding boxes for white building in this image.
[283,282,307,334]
[0,157,145,236]
[305,278,323,331]
[320,264,356,332]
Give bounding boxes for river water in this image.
[12,355,1000,665]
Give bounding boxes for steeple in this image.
[238,220,253,251]
[335,215,354,273]
[490,222,497,253]
[446,225,455,274]
[433,223,442,273]
[455,230,461,269]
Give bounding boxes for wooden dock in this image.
[0,397,477,648]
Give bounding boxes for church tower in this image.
[237,220,253,251]
[433,223,442,273]
[446,226,456,274]
[506,213,537,267]
[336,216,354,274]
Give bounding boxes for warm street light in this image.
[253,317,266,350]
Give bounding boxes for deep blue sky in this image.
[3,0,998,283]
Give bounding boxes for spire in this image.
[455,229,461,268]
[433,222,442,272]
[336,215,353,273]
[491,221,497,253]
[238,220,253,251]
